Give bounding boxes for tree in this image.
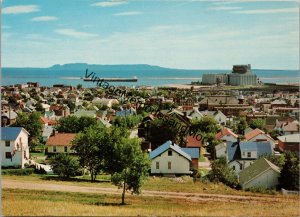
[278,152,299,190]
[72,125,107,181]
[77,84,83,89]
[205,133,221,160]
[112,115,143,129]
[111,138,150,205]
[12,112,43,144]
[35,102,44,113]
[56,116,97,133]
[249,118,265,130]
[49,154,81,178]
[191,116,221,134]
[209,156,238,188]
[147,118,181,149]
[237,117,248,135]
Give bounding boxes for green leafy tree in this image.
[111,138,150,205]
[147,118,182,149]
[77,84,82,89]
[209,156,238,188]
[112,115,143,129]
[56,116,97,133]
[191,116,221,134]
[72,125,107,181]
[12,112,43,144]
[249,118,266,130]
[237,117,248,135]
[278,152,299,190]
[205,133,221,160]
[35,103,44,113]
[49,154,81,178]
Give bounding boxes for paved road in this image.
[2,179,295,204]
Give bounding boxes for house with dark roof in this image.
[239,158,280,190]
[0,127,30,168]
[226,140,273,174]
[149,140,192,175]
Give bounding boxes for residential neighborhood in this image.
[1,81,299,192]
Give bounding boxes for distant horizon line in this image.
[1,63,299,71]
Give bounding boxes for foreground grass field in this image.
[1,174,279,197]
[2,188,300,216]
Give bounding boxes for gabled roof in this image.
[271,99,287,105]
[46,133,76,146]
[181,148,200,159]
[1,111,18,119]
[216,127,238,140]
[186,135,201,147]
[1,127,29,140]
[278,134,300,143]
[281,122,299,132]
[149,140,191,161]
[239,158,280,185]
[244,128,264,141]
[227,141,273,161]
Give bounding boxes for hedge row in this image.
[2,168,35,175]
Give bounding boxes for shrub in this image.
[245,186,276,195]
[2,168,35,175]
[49,154,81,178]
[208,157,238,188]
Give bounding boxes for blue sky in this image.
[2,0,299,69]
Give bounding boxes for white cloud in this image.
[55,28,98,39]
[113,11,142,16]
[31,16,58,22]
[91,1,127,7]
[2,5,40,14]
[232,7,299,14]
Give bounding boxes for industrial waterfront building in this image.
[202,64,258,86]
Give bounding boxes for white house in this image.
[203,110,227,125]
[149,140,192,175]
[215,142,227,158]
[239,158,280,190]
[215,127,238,142]
[245,128,275,149]
[227,141,273,175]
[1,127,30,168]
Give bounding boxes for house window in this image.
[156,162,159,169]
[168,162,172,170]
[5,141,10,147]
[242,152,245,156]
[64,146,68,152]
[247,152,251,158]
[24,151,26,158]
[168,150,172,156]
[53,146,57,152]
[232,166,235,170]
[5,152,11,159]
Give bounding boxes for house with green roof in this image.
[239,158,280,190]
